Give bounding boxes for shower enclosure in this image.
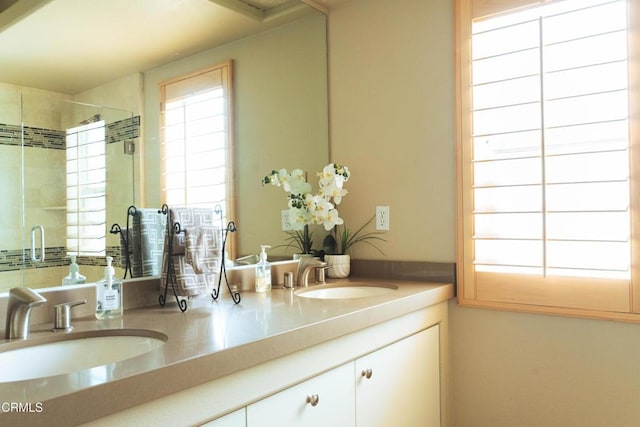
[0,89,137,291]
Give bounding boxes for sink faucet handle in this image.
[315,265,329,285]
[53,299,87,332]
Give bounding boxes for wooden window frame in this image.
[455,0,640,321]
[159,60,237,259]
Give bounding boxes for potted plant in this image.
[322,215,386,278]
[263,163,350,256]
[281,227,317,259]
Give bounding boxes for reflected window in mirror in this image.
[159,60,236,258]
[66,119,107,257]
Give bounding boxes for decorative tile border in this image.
[107,116,140,145]
[0,246,69,272]
[0,115,140,150]
[0,123,19,144]
[79,247,123,268]
[0,246,122,272]
[23,126,66,149]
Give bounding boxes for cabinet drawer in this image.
[247,363,355,427]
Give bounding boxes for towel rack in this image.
[109,205,138,279]
[158,204,187,311]
[211,220,241,304]
[159,204,240,311]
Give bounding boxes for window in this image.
[159,61,236,257]
[66,120,107,256]
[456,0,640,320]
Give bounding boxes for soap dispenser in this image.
[255,245,272,292]
[61,255,86,286]
[96,256,123,319]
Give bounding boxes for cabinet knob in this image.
[306,394,320,407]
[361,368,373,379]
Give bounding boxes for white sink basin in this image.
[295,283,398,299]
[0,329,166,383]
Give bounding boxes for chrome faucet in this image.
[296,258,327,287]
[4,287,47,339]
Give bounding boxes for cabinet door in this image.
[201,408,245,427]
[247,363,355,427]
[355,325,440,427]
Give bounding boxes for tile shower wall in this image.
[0,117,139,284]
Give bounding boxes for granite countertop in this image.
[0,278,453,425]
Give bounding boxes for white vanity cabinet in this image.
[246,363,355,427]
[245,325,440,427]
[82,301,450,427]
[355,325,440,427]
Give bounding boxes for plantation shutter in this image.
[160,64,231,211]
[472,0,630,279]
[66,120,107,256]
[456,0,640,318]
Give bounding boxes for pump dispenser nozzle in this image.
[62,254,86,285]
[105,256,115,277]
[259,245,271,262]
[255,245,272,292]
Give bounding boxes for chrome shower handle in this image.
[31,224,45,262]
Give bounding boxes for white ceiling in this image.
[0,0,342,94]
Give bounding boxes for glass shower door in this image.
[0,89,26,291]
[20,92,71,288]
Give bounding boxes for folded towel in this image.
[132,208,167,277]
[161,207,222,297]
[184,225,221,274]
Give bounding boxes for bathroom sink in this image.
[0,329,166,383]
[295,283,398,299]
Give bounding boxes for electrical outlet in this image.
[376,206,389,231]
[281,210,293,231]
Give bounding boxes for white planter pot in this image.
[325,254,351,278]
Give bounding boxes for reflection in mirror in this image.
[144,10,329,261]
[0,92,137,291]
[158,61,236,260]
[0,2,328,291]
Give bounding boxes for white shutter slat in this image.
[66,120,106,256]
[470,0,630,279]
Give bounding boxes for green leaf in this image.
[330,215,386,255]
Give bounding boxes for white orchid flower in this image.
[330,186,348,205]
[318,163,337,187]
[288,207,310,230]
[264,162,351,233]
[322,208,344,231]
[312,196,333,218]
[272,168,289,188]
[286,169,311,195]
[303,193,317,212]
[335,164,350,181]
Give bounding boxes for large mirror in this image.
[0,0,328,291]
